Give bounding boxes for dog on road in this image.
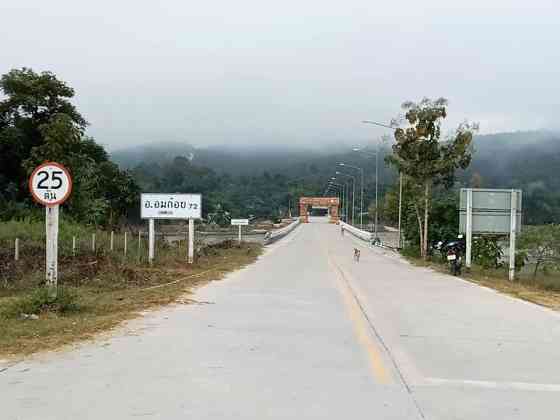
[353,248,361,262]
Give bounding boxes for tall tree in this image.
[0,68,87,200]
[0,68,139,225]
[386,97,476,258]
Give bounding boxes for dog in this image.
[353,248,361,262]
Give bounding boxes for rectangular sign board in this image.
[231,219,249,226]
[459,188,522,234]
[141,193,201,219]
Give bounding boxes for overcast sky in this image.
[2,1,559,150]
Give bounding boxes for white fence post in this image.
[14,238,19,261]
[92,233,96,252]
[137,231,142,262]
[110,231,114,252]
[124,232,128,256]
[72,236,76,257]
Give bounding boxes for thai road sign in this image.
[141,193,201,219]
[231,219,249,226]
[28,162,73,298]
[29,162,73,206]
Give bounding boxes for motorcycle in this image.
[446,245,462,275]
[433,234,465,275]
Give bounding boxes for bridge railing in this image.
[265,218,301,243]
[340,221,373,242]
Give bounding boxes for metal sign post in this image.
[466,189,473,268]
[148,218,155,265]
[45,205,59,296]
[509,190,518,281]
[231,219,249,244]
[188,219,194,264]
[29,162,73,298]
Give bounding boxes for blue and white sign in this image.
[141,193,201,219]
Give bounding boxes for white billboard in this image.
[141,193,201,219]
[231,219,249,226]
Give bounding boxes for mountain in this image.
[111,142,336,175]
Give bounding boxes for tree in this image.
[0,68,87,201]
[386,98,476,258]
[0,68,139,225]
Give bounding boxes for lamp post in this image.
[327,182,343,220]
[338,162,364,229]
[330,178,346,222]
[336,171,355,225]
[361,120,403,247]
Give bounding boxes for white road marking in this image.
[424,377,560,392]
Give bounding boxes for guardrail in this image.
[340,221,373,242]
[340,221,401,249]
[265,219,301,244]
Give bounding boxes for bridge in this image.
[3,221,560,419]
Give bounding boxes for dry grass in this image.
[406,256,560,310]
[0,241,262,358]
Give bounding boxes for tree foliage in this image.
[386,98,476,258]
[0,68,139,225]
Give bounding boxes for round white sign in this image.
[29,162,73,206]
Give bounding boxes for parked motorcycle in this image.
[446,245,462,275]
[433,234,465,275]
[433,235,465,259]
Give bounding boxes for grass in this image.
[0,237,262,358]
[404,252,560,310]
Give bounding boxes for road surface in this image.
[2,219,560,419]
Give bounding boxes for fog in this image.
[2,0,559,150]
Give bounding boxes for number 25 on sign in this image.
[29,162,73,298]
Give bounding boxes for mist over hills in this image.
[111,142,338,176]
[112,130,560,224]
[111,130,560,183]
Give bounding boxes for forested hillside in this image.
[2,67,559,227]
[114,130,560,225]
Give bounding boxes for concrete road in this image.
[2,221,560,419]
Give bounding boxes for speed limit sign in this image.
[28,162,73,298]
[29,162,73,206]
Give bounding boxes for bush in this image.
[401,245,421,259]
[1,287,80,318]
[473,236,503,269]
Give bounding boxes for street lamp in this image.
[332,177,349,223]
[338,162,364,229]
[330,179,346,222]
[327,182,343,219]
[335,171,355,225]
[361,120,403,248]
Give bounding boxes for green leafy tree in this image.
[0,68,139,225]
[386,98,476,258]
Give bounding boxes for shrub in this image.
[1,287,80,318]
[473,236,503,269]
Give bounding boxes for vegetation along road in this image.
[2,220,560,419]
